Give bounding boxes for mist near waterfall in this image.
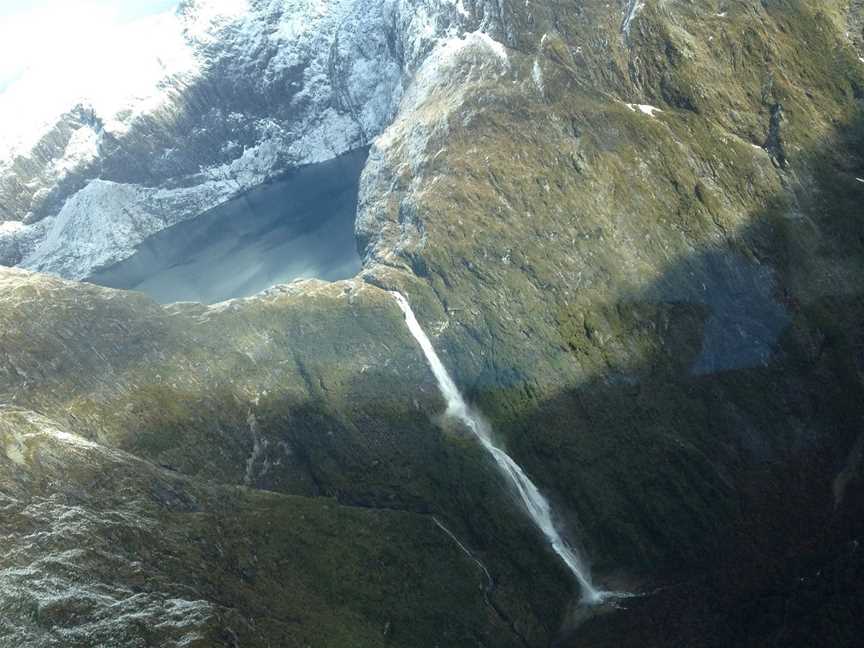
[390,291,607,604]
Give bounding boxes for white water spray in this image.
[391,292,604,604]
[622,0,645,35]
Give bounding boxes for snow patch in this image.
[626,103,663,116]
[0,0,481,279]
[0,221,25,236]
[429,29,509,71]
[20,177,247,279]
[53,125,101,175]
[445,0,470,18]
[410,29,510,101]
[182,0,251,45]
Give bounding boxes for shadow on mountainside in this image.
[106,107,864,646]
[217,107,864,646]
[2,71,863,648]
[468,107,864,646]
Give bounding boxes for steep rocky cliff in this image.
[0,0,409,276]
[1,1,863,646]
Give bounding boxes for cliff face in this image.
[358,0,864,641]
[0,0,443,277]
[1,1,863,646]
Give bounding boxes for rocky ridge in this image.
[0,0,480,278]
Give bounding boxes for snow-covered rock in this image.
[0,0,483,278]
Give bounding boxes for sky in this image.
[0,0,201,157]
[0,0,180,91]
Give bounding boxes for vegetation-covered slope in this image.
[1,1,863,646]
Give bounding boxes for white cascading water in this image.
[391,292,605,604]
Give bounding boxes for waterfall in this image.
[622,0,645,35]
[391,291,604,604]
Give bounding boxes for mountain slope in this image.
[0,406,521,647]
[1,0,863,646]
[0,0,407,277]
